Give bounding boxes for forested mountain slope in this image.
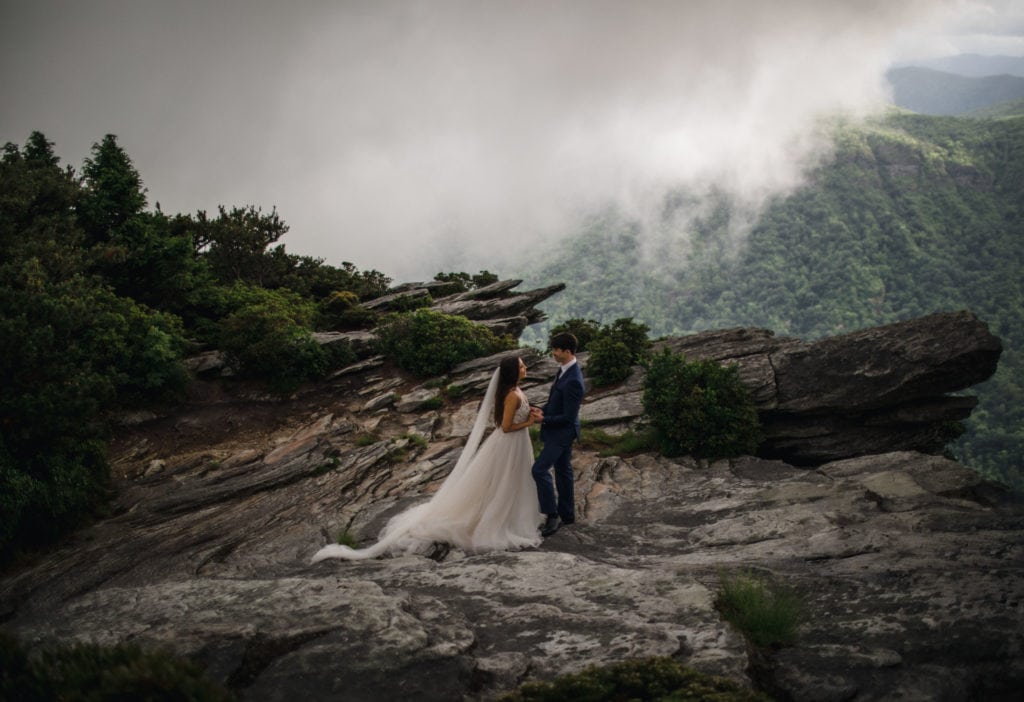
[887,66,1024,115]
[523,112,1024,490]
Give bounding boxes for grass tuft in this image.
[716,570,804,648]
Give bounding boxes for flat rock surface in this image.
[1,308,1019,701]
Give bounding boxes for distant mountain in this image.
[886,66,1024,115]
[968,96,1024,119]
[894,53,1024,78]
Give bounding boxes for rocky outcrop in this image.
[1,290,1018,701]
[583,310,1002,466]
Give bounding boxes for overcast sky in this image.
[2,1,1022,280]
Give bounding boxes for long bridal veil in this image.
[311,366,540,562]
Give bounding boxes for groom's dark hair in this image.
[550,332,578,354]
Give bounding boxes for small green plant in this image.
[501,656,770,701]
[529,426,542,459]
[419,396,445,411]
[404,433,429,451]
[0,632,234,701]
[355,433,380,447]
[716,570,804,648]
[383,435,426,465]
[311,456,341,476]
[642,349,761,459]
[580,426,657,457]
[443,383,467,401]
[335,530,359,548]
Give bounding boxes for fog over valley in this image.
[2,0,1022,279]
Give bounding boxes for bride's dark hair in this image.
[494,356,522,426]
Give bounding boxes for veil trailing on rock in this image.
[312,365,542,562]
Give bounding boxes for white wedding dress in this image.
[312,369,542,561]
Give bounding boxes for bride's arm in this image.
[501,392,535,433]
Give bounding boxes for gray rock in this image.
[2,308,1019,702]
[395,388,441,412]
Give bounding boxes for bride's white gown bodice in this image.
[312,388,541,561]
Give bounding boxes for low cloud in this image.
[1,0,999,279]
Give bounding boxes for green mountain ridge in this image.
[887,66,1024,116]
[522,112,1024,490]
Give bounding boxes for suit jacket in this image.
[541,361,585,445]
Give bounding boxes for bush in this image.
[0,268,189,561]
[0,632,234,701]
[0,437,110,563]
[502,656,770,701]
[550,318,602,352]
[375,308,515,377]
[573,317,651,387]
[218,285,333,393]
[716,570,804,648]
[642,349,761,459]
[600,317,652,356]
[432,270,499,297]
[317,290,376,330]
[586,335,635,386]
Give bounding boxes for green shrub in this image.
[1,438,110,563]
[0,266,189,561]
[502,656,770,701]
[716,571,804,648]
[317,290,376,330]
[388,291,433,312]
[0,633,234,701]
[586,336,634,386]
[642,349,761,459]
[576,317,651,387]
[549,318,602,352]
[217,285,332,393]
[374,308,515,377]
[600,317,652,356]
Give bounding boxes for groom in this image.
[530,332,585,537]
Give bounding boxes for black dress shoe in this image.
[541,515,562,537]
[560,516,575,525]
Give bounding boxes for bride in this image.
[312,355,543,562]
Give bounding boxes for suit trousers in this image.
[531,438,575,519]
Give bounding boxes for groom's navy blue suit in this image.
[532,361,585,520]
